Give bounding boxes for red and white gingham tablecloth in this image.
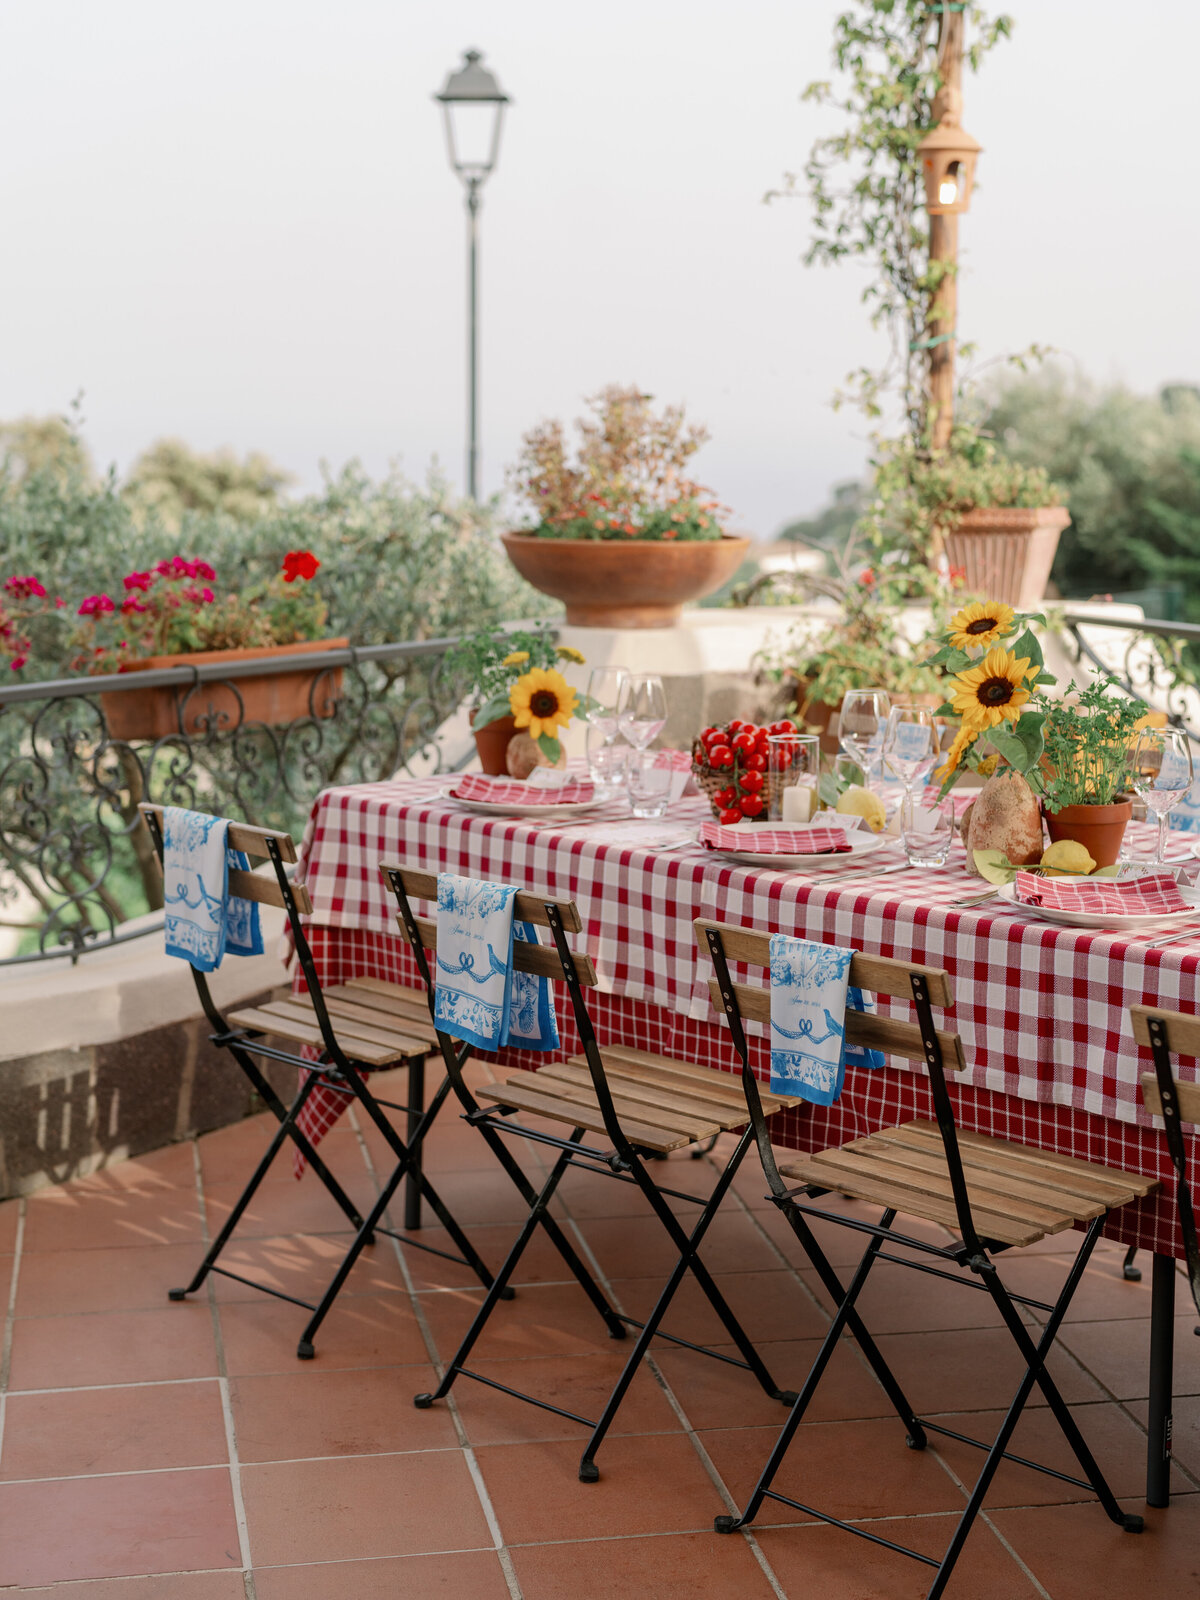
[289,776,1200,1256]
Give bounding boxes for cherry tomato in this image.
[718,807,742,825]
[727,719,745,733]
[739,770,765,793]
[738,794,765,818]
[744,752,767,772]
[708,744,733,768]
[715,786,736,807]
[775,718,796,733]
[731,731,755,754]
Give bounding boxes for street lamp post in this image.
[435,49,510,502]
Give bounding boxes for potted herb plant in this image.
[927,599,1145,868]
[445,626,588,775]
[502,386,750,628]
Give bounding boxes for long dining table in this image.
[290,774,1200,1507]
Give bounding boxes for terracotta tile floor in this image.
[1,1063,1198,1597]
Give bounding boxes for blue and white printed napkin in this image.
[768,934,884,1106]
[162,807,263,973]
[434,872,559,1053]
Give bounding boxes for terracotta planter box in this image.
[1043,798,1132,869]
[943,506,1070,609]
[100,638,348,742]
[501,533,751,629]
[472,712,517,776]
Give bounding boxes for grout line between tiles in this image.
[0,1198,28,1474]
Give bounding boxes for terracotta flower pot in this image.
[500,533,751,628]
[100,638,348,742]
[1043,798,1132,869]
[942,506,1070,609]
[472,712,517,775]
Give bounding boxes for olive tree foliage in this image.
[777,0,1012,441]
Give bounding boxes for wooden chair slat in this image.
[320,995,437,1047]
[384,866,584,932]
[900,1120,1158,1199]
[851,1134,1106,1224]
[226,1004,406,1066]
[226,866,312,916]
[706,979,966,1070]
[140,803,298,864]
[593,1045,803,1110]
[496,1068,721,1142]
[891,1122,1151,1204]
[396,914,599,986]
[1132,1003,1200,1062]
[253,998,429,1060]
[539,1062,749,1132]
[777,1152,1044,1247]
[475,1080,693,1153]
[327,981,432,1023]
[694,919,954,1007]
[1141,1072,1200,1127]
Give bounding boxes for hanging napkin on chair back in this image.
[768,935,884,1105]
[162,807,264,973]
[434,873,559,1053]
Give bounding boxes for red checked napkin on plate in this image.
[698,822,852,855]
[1013,870,1189,914]
[450,773,596,806]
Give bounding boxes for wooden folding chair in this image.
[385,865,802,1482]
[1132,1004,1200,1329]
[699,917,1154,1600]
[141,804,498,1357]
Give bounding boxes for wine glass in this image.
[881,706,939,808]
[585,666,630,745]
[839,689,891,792]
[1129,728,1194,866]
[617,673,667,752]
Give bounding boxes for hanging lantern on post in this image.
[917,119,982,214]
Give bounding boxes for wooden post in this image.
[928,11,964,452]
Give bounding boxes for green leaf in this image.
[818,772,843,809]
[1010,627,1044,672]
[536,734,562,763]
[973,850,1018,885]
[472,695,514,730]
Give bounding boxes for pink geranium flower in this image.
[120,598,149,615]
[123,571,154,592]
[4,575,47,599]
[78,594,116,617]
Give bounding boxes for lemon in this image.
[1039,839,1096,877]
[836,785,887,834]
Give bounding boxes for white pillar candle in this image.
[781,783,815,823]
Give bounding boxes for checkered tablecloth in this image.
[290,777,1200,1255]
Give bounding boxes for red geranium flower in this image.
[123,570,154,592]
[4,575,46,599]
[281,550,320,583]
[78,594,116,617]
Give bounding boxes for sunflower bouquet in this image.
[447,626,588,765]
[926,600,1143,810]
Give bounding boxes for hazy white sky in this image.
[1,1,1197,537]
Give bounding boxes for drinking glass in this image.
[627,752,673,818]
[585,666,630,745]
[882,706,939,806]
[767,732,820,822]
[900,793,955,868]
[617,673,667,752]
[585,721,629,798]
[1129,728,1194,865]
[838,689,891,792]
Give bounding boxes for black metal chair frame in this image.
[1143,1011,1200,1331]
[386,865,798,1483]
[142,805,498,1358]
[702,923,1144,1600]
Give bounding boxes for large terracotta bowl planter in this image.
[100,638,348,742]
[1043,798,1132,869]
[501,533,751,628]
[943,506,1070,609]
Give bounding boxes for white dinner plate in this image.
[439,786,604,820]
[699,829,888,871]
[997,880,1200,930]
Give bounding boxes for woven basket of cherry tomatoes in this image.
[691,718,799,825]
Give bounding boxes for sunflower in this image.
[555,645,586,665]
[947,600,1016,652]
[950,646,1035,732]
[501,650,530,667]
[510,667,577,739]
[935,724,977,785]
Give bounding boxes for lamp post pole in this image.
[436,50,509,503]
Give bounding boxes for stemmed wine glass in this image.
[585,666,630,745]
[881,706,941,811]
[617,673,667,753]
[1129,727,1194,866]
[839,688,891,792]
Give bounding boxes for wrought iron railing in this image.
[1059,612,1200,741]
[0,638,470,965]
